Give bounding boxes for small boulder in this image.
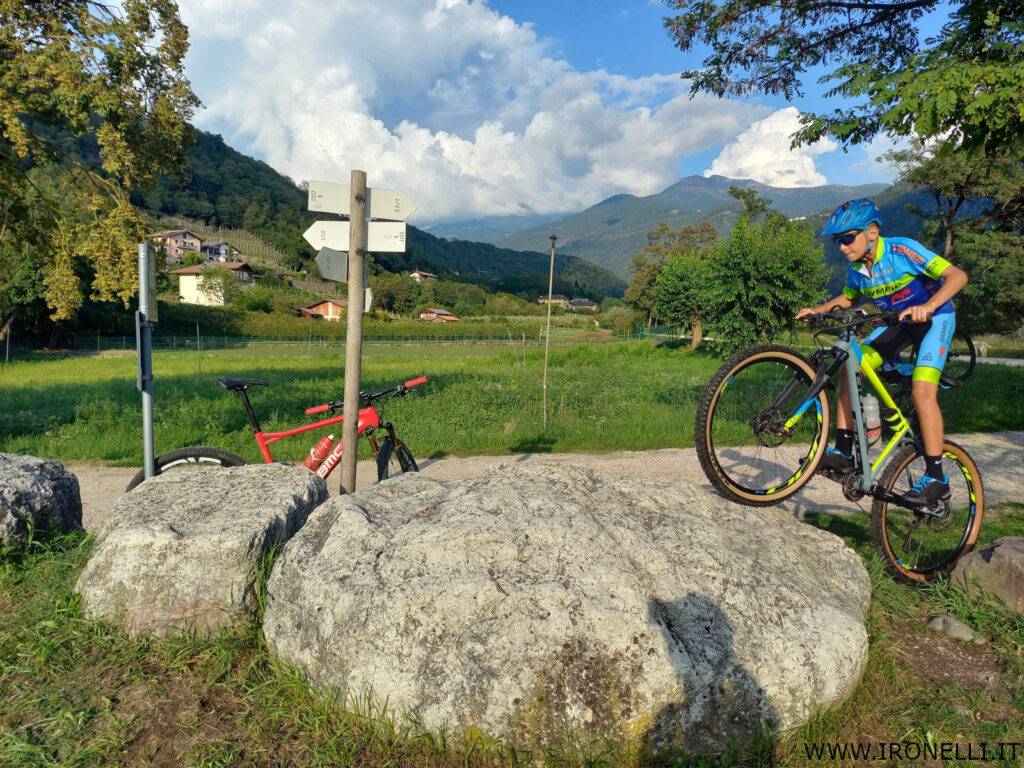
[951,537,1024,614]
[0,453,82,545]
[263,463,871,756]
[926,615,978,642]
[76,463,326,637]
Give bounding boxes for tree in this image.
[0,0,198,331]
[370,272,420,315]
[663,0,1024,155]
[653,251,712,349]
[728,186,772,220]
[884,139,1011,259]
[700,215,830,355]
[625,222,717,325]
[884,139,1024,333]
[199,267,242,305]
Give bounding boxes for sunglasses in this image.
[833,231,860,247]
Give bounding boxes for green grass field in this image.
[2,341,1023,466]
[2,504,1021,766]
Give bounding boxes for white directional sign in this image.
[307,180,416,221]
[365,287,373,313]
[303,221,406,252]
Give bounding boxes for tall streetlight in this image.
[542,234,557,428]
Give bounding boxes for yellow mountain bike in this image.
[695,308,984,583]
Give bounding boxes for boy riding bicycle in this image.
[795,198,969,507]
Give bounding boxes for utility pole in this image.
[341,170,368,493]
[542,234,557,429]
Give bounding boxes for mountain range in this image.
[444,176,890,279]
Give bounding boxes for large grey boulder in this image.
[952,537,1024,614]
[76,463,326,637]
[0,453,82,545]
[263,463,871,756]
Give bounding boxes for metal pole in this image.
[138,242,156,479]
[542,234,557,429]
[341,169,367,493]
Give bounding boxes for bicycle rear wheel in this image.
[126,446,247,492]
[944,328,976,384]
[696,345,830,505]
[871,440,984,583]
[376,437,419,481]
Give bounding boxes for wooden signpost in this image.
[305,175,415,492]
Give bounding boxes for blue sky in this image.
[175,0,938,223]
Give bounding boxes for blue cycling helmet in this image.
[821,198,882,237]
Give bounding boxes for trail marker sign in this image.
[307,180,416,221]
[303,221,406,252]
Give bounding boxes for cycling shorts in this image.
[861,313,956,385]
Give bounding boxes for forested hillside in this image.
[136,130,625,298]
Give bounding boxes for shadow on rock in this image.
[641,594,779,761]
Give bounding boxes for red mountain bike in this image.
[126,375,428,491]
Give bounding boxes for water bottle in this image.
[862,395,881,446]
[303,434,335,470]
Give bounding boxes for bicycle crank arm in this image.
[871,486,947,517]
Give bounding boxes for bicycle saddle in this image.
[217,378,268,391]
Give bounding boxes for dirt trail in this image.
[66,431,1024,533]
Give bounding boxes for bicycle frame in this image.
[253,405,386,479]
[782,333,917,499]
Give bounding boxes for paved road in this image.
[69,431,1024,533]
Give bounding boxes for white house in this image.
[171,262,256,306]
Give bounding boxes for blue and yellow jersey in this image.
[842,236,954,315]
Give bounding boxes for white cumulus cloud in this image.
[703,107,837,187]
[176,0,767,222]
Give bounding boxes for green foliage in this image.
[0,0,198,326]
[601,306,639,336]
[727,186,771,220]
[652,251,711,343]
[957,229,1024,334]
[137,132,312,268]
[198,267,243,306]
[626,222,717,324]
[664,0,1024,155]
[882,139,1024,334]
[701,216,829,355]
[233,285,274,314]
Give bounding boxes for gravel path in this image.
[67,431,1024,533]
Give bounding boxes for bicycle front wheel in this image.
[376,437,419,482]
[871,440,984,583]
[125,446,247,492]
[696,345,830,505]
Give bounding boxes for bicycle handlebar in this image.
[803,308,902,335]
[304,375,429,416]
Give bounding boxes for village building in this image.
[170,262,255,306]
[150,229,203,265]
[200,240,243,262]
[419,307,460,323]
[298,298,347,321]
[569,297,599,312]
[537,294,570,309]
[409,268,437,284]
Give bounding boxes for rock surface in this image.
[952,537,1024,614]
[76,463,326,637]
[263,463,871,756]
[0,453,82,545]
[926,615,981,643]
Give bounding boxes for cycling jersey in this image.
[841,236,953,315]
[842,236,956,384]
